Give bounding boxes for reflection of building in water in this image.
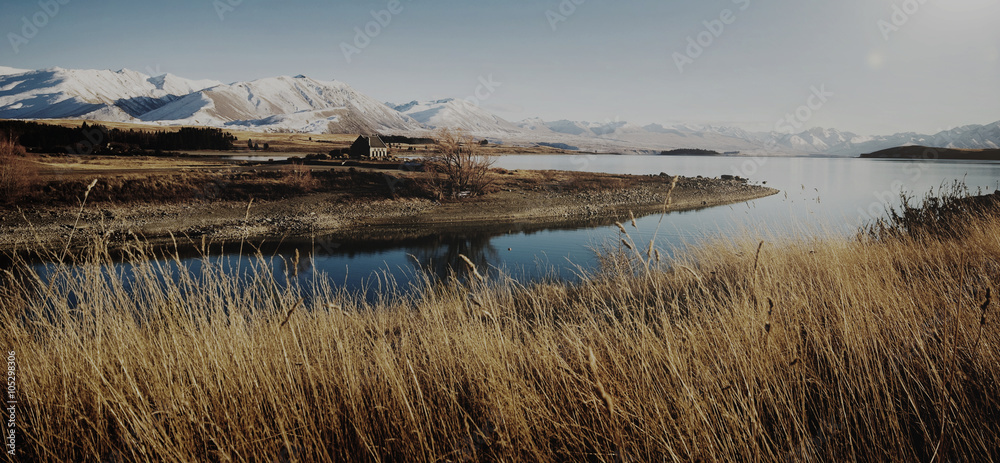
[410,232,500,282]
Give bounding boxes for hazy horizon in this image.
[2,0,998,136]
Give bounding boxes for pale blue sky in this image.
[2,0,998,135]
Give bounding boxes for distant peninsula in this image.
[660,148,739,156]
[860,145,1000,161]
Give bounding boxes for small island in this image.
[660,148,721,156]
[860,145,1000,161]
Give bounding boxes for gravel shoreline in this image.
[0,174,777,254]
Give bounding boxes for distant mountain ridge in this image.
[515,120,1000,156]
[1,67,998,155]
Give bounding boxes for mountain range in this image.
[1,67,998,156]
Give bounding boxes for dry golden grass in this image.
[284,162,321,192]
[34,154,231,176]
[2,197,999,461]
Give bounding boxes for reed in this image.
[2,191,1000,462]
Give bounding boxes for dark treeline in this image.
[1,120,90,151]
[381,135,436,145]
[0,120,237,154]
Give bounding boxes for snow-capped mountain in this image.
[1,67,998,155]
[756,127,870,155]
[0,67,220,121]
[515,119,1000,155]
[749,122,1000,155]
[142,75,422,134]
[389,98,521,136]
[855,123,1000,152]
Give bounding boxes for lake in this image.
[27,155,1000,294]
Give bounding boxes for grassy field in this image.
[2,190,999,461]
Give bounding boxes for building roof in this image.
[356,134,387,149]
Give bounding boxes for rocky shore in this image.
[0,173,776,254]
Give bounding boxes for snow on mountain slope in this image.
[866,122,1000,151]
[776,122,1000,155]
[536,119,999,155]
[952,122,1000,149]
[641,123,689,137]
[224,109,346,134]
[759,127,864,154]
[0,66,29,76]
[147,73,221,95]
[0,68,219,120]
[542,120,590,136]
[726,122,1000,155]
[522,118,663,136]
[389,98,522,136]
[516,117,553,133]
[224,108,409,135]
[143,75,422,134]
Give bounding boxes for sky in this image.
[1,0,998,136]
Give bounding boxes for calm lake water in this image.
[28,155,1000,294]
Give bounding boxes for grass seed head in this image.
[459,253,485,282]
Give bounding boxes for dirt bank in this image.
[0,169,776,254]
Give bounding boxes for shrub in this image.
[861,181,1000,241]
[284,163,320,191]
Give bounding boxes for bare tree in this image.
[425,128,496,199]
